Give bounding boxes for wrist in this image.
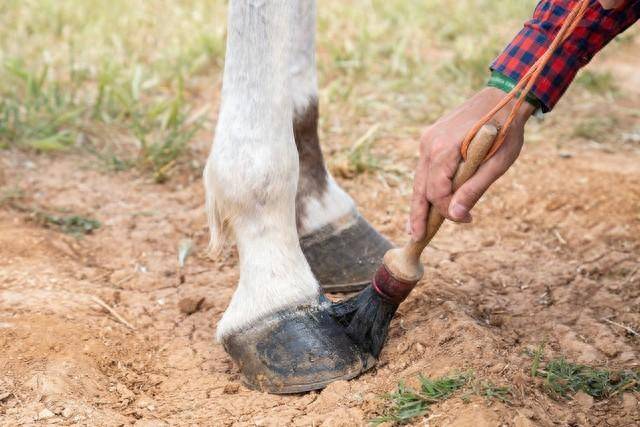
[486,71,542,117]
[478,87,535,126]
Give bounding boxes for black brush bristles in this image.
[331,285,399,358]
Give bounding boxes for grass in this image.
[1,0,540,182]
[533,358,640,400]
[1,1,636,183]
[0,0,224,181]
[1,188,100,236]
[372,371,514,425]
[372,372,471,425]
[472,381,514,405]
[33,212,101,236]
[0,54,207,182]
[317,0,539,148]
[529,342,640,401]
[375,341,640,425]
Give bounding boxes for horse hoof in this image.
[300,212,392,293]
[222,300,376,394]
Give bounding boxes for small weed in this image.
[529,342,640,400]
[0,61,82,152]
[374,371,516,425]
[347,124,382,175]
[530,340,546,378]
[534,358,640,400]
[475,381,513,404]
[330,124,385,178]
[372,372,471,425]
[35,212,101,236]
[6,198,100,236]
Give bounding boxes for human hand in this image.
[598,0,626,9]
[409,87,535,241]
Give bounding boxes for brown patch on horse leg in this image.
[294,98,328,230]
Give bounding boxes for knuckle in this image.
[419,126,434,143]
[488,157,513,178]
[459,185,483,204]
[427,172,452,198]
[431,195,448,208]
[427,141,441,160]
[429,137,454,161]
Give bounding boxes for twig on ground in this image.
[90,296,136,330]
[553,229,566,245]
[623,266,638,284]
[601,317,639,337]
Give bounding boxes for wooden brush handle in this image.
[383,124,498,282]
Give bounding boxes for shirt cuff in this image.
[490,24,582,113]
[490,1,640,113]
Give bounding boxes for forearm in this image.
[491,0,640,112]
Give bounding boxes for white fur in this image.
[298,176,357,236]
[290,0,318,117]
[205,0,319,340]
[290,0,356,236]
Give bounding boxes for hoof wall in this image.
[301,213,392,293]
[222,303,375,394]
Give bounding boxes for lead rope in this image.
[460,0,591,162]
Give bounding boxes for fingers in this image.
[410,87,529,230]
[448,147,515,222]
[425,138,459,219]
[410,129,463,237]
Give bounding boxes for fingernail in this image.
[405,219,411,235]
[450,203,468,220]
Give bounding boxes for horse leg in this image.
[204,0,372,393]
[290,0,392,293]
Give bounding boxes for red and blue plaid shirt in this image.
[491,0,640,111]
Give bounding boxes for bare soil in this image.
[1,43,639,427]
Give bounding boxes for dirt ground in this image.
[1,36,640,427]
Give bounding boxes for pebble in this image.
[178,297,205,315]
[36,408,55,421]
[223,383,240,395]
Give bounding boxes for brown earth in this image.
[1,39,640,427]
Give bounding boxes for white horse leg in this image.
[205,0,317,340]
[290,0,392,293]
[204,0,372,393]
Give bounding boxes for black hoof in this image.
[222,301,376,394]
[300,212,392,293]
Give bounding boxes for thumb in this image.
[448,158,507,222]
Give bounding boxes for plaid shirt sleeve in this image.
[491,0,640,112]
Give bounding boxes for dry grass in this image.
[0,0,637,182]
[1,0,538,180]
